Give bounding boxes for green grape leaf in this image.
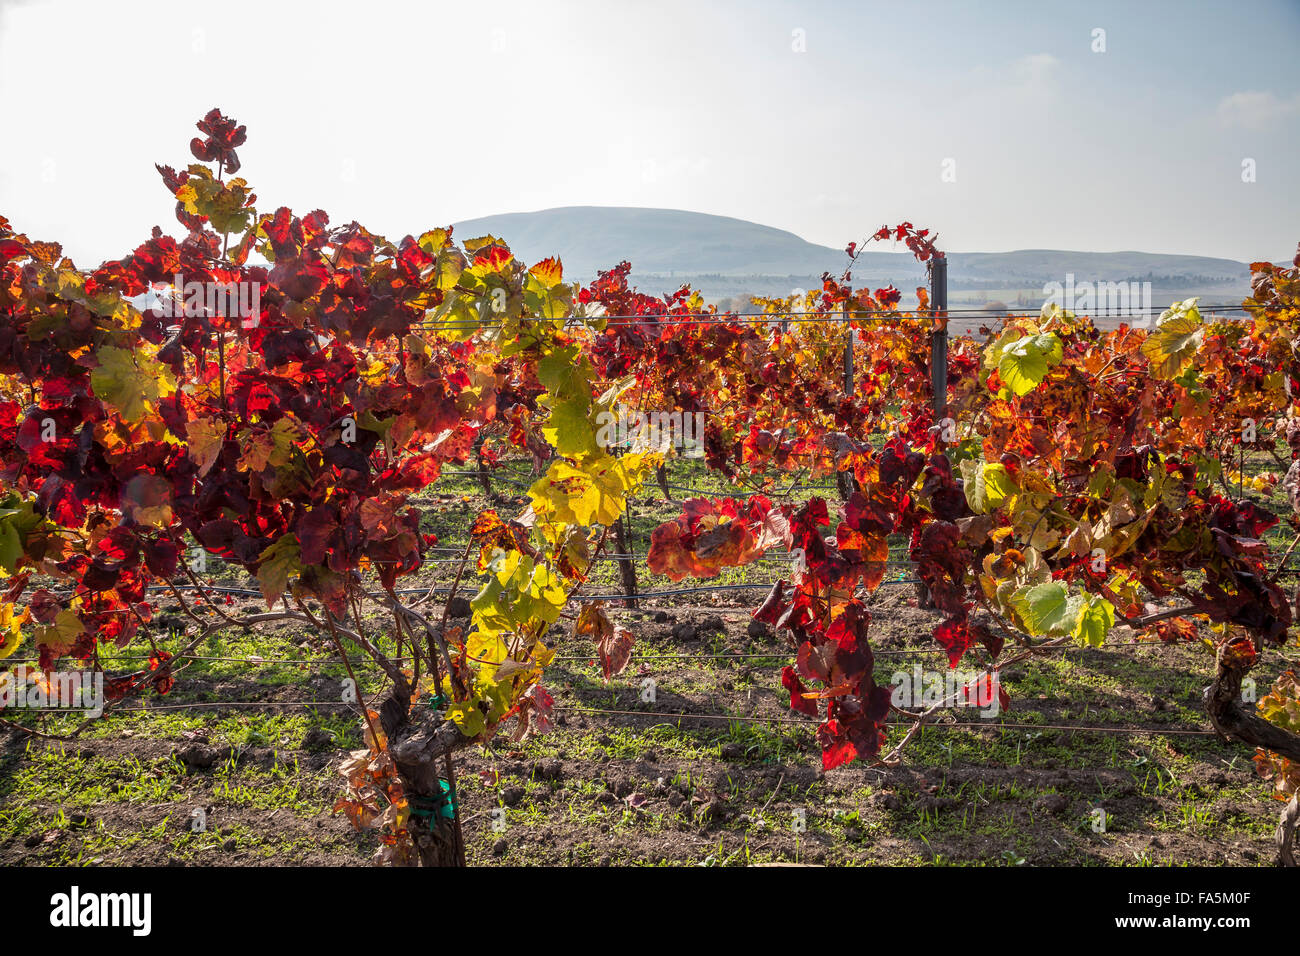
[1009,581,1114,647]
[1074,596,1115,647]
[0,519,21,573]
[1009,581,1075,635]
[997,332,1063,396]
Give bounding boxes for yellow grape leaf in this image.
[470,577,516,638]
[958,459,1017,513]
[525,259,571,318]
[536,345,588,395]
[1008,581,1114,647]
[540,394,596,457]
[435,249,467,293]
[90,345,176,423]
[1141,299,1203,379]
[529,452,654,533]
[176,166,254,235]
[467,629,509,675]
[0,602,30,659]
[35,608,83,657]
[474,550,569,642]
[238,419,299,472]
[525,560,567,602]
[417,228,453,256]
[528,257,565,290]
[445,695,487,738]
[256,535,301,607]
[186,416,226,476]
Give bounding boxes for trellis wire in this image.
[406,304,1254,333]
[435,472,847,499]
[133,579,920,602]
[30,575,926,618]
[9,630,1276,670]
[12,697,1218,739]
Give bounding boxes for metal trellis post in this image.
[930,256,948,433]
[843,301,854,394]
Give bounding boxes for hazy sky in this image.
[1,0,1297,266]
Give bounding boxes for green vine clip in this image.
[407,780,456,821]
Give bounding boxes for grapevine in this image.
[3,110,1299,867]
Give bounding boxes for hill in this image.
[452,206,1254,298]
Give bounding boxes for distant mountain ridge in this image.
[452,206,1253,288]
[453,206,847,277]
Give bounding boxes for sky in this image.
[1,0,1297,266]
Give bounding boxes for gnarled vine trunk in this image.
[613,514,638,609]
[835,469,857,502]
[655,463,673,502]
[1203,636,1300,866]
[380,691,466,867]
[1277,795,1299,867]
[473,433,493,498]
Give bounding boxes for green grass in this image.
[2,451,1297,866]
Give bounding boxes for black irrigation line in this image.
[555,706,1220,736]
[439,471,536,491]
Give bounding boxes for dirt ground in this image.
[2,467,1298,867]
